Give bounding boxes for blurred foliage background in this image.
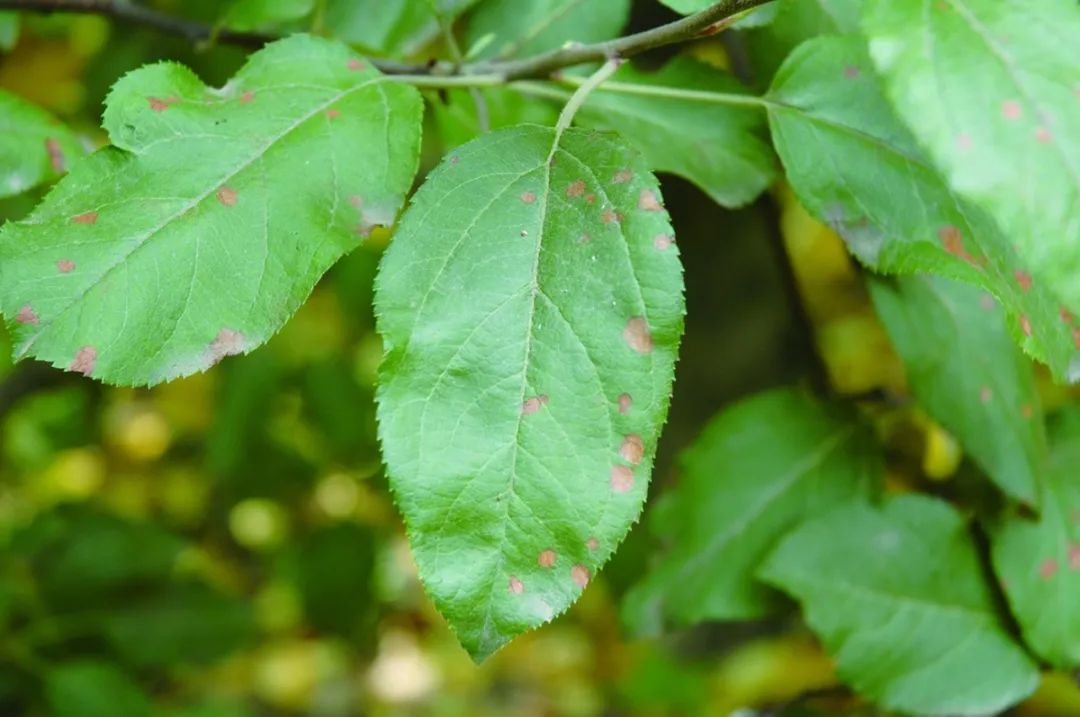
[1,2,1080,716]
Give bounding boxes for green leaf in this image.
[0,12,18,51]
[44,661,150,717]
[869,275,1045,504]
[623,388,880,632]
[0,35,422,387]
[992,409,1080,667]
[864,0,1080,337]
[760,494,1040,716]
[744,0,862,83]
[0,89,81,199]
[222,0,314,31]
[767,36,1080,380]
[573,58,777,208]
[376,125,684,660]
[465,0,631,60]
[431,88,559,150]
[324,0,479,55]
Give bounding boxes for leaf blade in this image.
[0,89,81,199]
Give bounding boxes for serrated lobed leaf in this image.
[863,0,1080,354]
[992,409,1080,667]
[375,124,684,660]
[869,275,1045,504]
[0,89,82,199]
[0,35,422,386]
[768,36,1080,380]
[623,388,880,633]
[575,58,777,208]
[761,495,1040,716]
[465,0,631,60]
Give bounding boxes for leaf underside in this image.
[376,124,684,660]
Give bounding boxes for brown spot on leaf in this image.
[1040,557,1058,580]
[45,138,66,173]
[618,393,632,414]
[1015,270,1032,291]
[520,191,536,204]
[1061,306,1075,325]
[623,316,653,354]
[957,133,972,151]
[217,186,238,207]
[326,108,341,120]
[566,180,586,198]
[522,395,549,415]
[1069,544,1080,571]
[508,576,524,594]
[843,65,860,79]
[348,195,363,209]
[538,549,557,568]
[72,211,98,225]
[347,58,365,71]
[1073,327,1080,350]
[619,434,644,465]
[613,169,633,184]
[70,346,97,376]
[57,259,76,273]
[1021,403,1034,419]
[1001,100,1022,121]
[15,305,39,325]
[148,97,171,112]
[586,537,599,551]
[208,328,245,366]
[611,465,634,494]
[1020,314,1032,337]
[571,564,590,588]
[638,188,663,212]
[980,386,992,404]
[585,194,595,205]
[654,234,673,250]
[449,155,460,165]
[1035,126,1053,143]
[601,209,618,224]
[239,90,254,104]
[938,225,982,267]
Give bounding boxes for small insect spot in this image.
[619,434,645,465]
[1069,544,1080,571]
[611,465,634,494]
[843,65,860,79]
[520,191,537,204]
[586,537,599,551]
[1035,126,1053,143]
[618,393,632,414]
[957,133,973,152]
[57,259,76,273]
[1021,403,1034,419]
[326,108,341,120]
[623,316,653,354]
[239,90,254,104]
[571,564,590,589]
[208,328,245,367]
[217,186,238,207]
[566,180,586,198]
[1001,100,1022,121]
[1040,557,1058,580]
[45,138,66,173]
[1014,270,1032,292]
[508,576,524,594]
[15,305,39,325]
[654,234,673,251]
[1020,314,1032,337]
[979,386,992,404]
[347,58,365,71]
[69,346,97,376]
[613,169,633,184]
[638,188,663,212]
[72,211,98,225]
[538,549,557,568]
[522,395,549,415]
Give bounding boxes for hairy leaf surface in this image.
[864,0,1080,333]
[768,36,1080,379]
[623,388,879,632]
[992,410,1080,667]
[465,0,631,60]
[869,275,1045,504]
[761,495,1040,716]
[0,89,82,198]
[0,35,422,386]
[376,125,684,660]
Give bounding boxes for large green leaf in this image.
[325,0,479,55]
[0,89,82,199]
[767,36,1080,380]
[465,0,631,60]
[992,409,1080,667]
[574,58,777,208]
[376,125,684,659]
[0,35,422,387]
[44,661,150,717]
[623,388,880,632]
[761,495,1040,716]
[864,0,1080,330]
[869,275,1045,504]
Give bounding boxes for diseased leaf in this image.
[760,494,1040,717]
[376,125,684,660]
[767,36,1080,380]
[623,388,880,632]
[45,661,150,717]
[325,0,479,55]
[869,275,1045,504]
[0,89,81,198]
[992,409,1080,667]
[864,0,1080,350]
[222,0,314,31]
[465,0,631,60]
[0,35,422,387]
[574,58,777,208]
